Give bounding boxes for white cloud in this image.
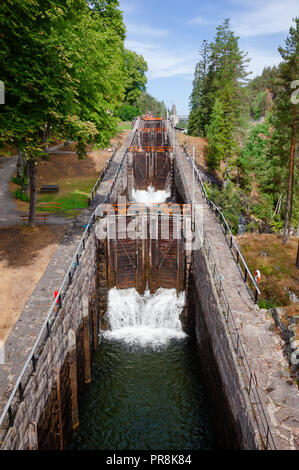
[125,23,169,38]
[246,47,282,77]
[231,0,298,37]
[188,16,209,25]
[125,40,197,79]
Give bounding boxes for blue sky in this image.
[118,0,298,114]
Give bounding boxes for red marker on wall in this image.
[54,290,59,303]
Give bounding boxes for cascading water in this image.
[103,287,186,347]
[132,184,170,205]
[69,287,214,450]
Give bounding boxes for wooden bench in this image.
[19,214,50,225]
[37,202,62,212]
[40,184,59,193]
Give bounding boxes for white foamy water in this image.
[131,185,170,206]
[103,287,186,347]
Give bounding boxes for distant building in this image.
[170,104,179,126]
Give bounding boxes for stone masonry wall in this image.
[191,230,260,449]
[0,224,98,450]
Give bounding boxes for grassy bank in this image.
[237,233,299,308]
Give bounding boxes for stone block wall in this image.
[191,243,261,449]
[0,230,98,450]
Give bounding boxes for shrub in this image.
[258,298,279,310]
[14,188,29,202]
[118,103,141,121]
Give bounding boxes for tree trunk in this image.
[28,158,37,227]
[287,105,296,239]
[282,105,296,244]
[43,122,50,153]
[16,147,23,178]
[296,240,299,270]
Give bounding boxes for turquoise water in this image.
[69,335,214,450]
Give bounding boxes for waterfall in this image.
[103,287,186,347]
[131,184,170,206]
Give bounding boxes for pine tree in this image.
[206,98,226,169]
[269,18,299,244]
[189,20,250,166]
[188,40,210,136]
[208,19,250,162]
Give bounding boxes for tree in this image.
[0,0,126,226]
[188,40,210,136]
[188,19,250,166]
[118,103,141,121]
[123,49,148,105]
[208,19,250,163]
[206,98,226,169]
[135,92,167,118]
[269,18,299,244]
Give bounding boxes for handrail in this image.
[88,144,120,204]
[0,145,129,434]
[182,144,261,304]
[201,229,276,450]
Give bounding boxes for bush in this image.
[258,298,279,310]
[14,188,29,202]
[118,103,141,121]
[12,176,23,186]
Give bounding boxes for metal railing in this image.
[88,144,120,204]
[201,229,276,450]
[0,146,129,436]
[183,144,261,304]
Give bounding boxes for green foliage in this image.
[206,98,225,169]
[188,40,210,136]
[238,119,272,191]
[136,92,167,118]
[12,176,23,186]
[189,19,250,166]
[0,0,149,222]
[123,49,148,105]
[258,299,279,310]
[14,188,29,202]
[246,66,280,119]
[210,180,250,233]
[251,91,268,120]
[118,104,141,121]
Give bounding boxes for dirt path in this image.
[0,225,67,341]
[0,156,19,226]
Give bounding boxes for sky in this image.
[118,0,298,115]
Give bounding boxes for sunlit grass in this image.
[117,121,132,131]
[36,175,98,214]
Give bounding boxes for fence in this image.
[182,144,261,304]
[88,144,119,204]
